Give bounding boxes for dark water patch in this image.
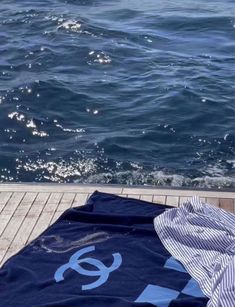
[0,0,234,188]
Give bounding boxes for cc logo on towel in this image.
[54,245,122,290]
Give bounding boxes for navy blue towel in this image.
[0,191,208,307]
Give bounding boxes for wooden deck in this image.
[0,183,234,267]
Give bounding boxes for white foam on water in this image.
[57,20,81,32]
[82,169,235,189]
[87,50,112,65]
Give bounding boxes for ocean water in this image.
[0,0,234,188]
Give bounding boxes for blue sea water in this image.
[0,0,234,188]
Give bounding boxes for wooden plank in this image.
[72,193,89,207]
[0,184,234,199]
[28,193,62,243]
[127,194,140,199]
[153,195,166,205]
[0,192,25,237]
[1,193,50,265]
[140,195,153,202]
[0,184,122,194]
[0,193,37,264]
[219,198,234,213]
[47,193,89,226]
[50,193,76,224]
[83,186,122,194]
[206,197,219,208]
[166,196,179,207]
[122,187,235,199]
[0,192,12,213]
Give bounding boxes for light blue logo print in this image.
[54,245,122,290]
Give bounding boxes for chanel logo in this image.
[54,245,122,290]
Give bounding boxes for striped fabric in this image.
[154,196,235,307]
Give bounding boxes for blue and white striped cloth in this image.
[154,196,235,307]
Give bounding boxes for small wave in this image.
[8,111,48,138]
[57,20,82,32]
[88,50,112,64]
[14,154,235,188]
[81,170,235,189]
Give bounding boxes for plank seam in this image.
[0,192,25,237]
[25,193,51,244]
[0,192,38,265]
[50,193,76,224]
[47,193,64,226]
[0,192,13,214]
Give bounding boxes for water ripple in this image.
[0,0,234,188]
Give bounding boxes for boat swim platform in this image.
[0,183,234,266]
